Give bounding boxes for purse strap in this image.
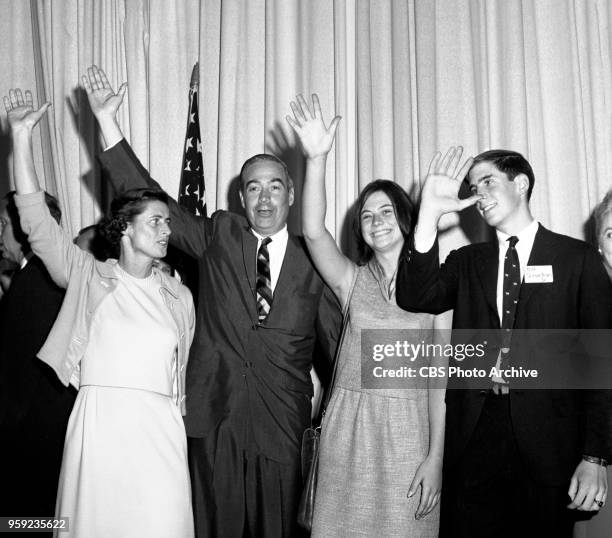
[319,266,359,422]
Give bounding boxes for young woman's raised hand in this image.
[286,93,340,159]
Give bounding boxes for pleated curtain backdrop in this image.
[0,1,611,536]
[1,0,611,247]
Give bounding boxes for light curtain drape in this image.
[1,1,611,535]
[2,0,611,247]
[29,0,125,232]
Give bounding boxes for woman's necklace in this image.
[386,265,398,299]
[369,258,398,301]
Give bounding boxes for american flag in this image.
[178,62,206,216]
[170,63,204,302]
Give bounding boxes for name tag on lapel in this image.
[525,265,553,283]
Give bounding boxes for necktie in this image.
[256,237,273,322]
[498,236,520,381]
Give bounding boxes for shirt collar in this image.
[496,219,538,249]
[251,225,288,244]
[20,252,33,270]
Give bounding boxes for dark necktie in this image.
[256,237,273,322]
[499,236,520,375]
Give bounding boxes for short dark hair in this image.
[99,188,168,258]
[468,149,535,200]
[353,179,414,264]
[2,191,61,254]
[74,224,113,261]
[239,154,292,191]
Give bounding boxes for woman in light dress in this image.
[287,95,451,537]
[5,88,195,538]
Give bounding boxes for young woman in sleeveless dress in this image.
[5,89,195,538]
[287,94,451,537]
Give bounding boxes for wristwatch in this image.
[582,454,608,466]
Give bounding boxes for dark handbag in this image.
[297,272,357,531]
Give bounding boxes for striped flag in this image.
[178,62,206,216]
[168,62,204,301]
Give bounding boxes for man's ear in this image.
[516,173,529,197]
[288,186,295,207]
[239,189,246,209]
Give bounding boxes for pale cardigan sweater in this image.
[15,191,195,414]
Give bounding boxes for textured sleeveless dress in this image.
[311,263,438,537]
[54,266,193,537]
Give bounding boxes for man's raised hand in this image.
[286,94,340,160]
[3,89,50,133]
[419,146,479,220]
[82,65,127,119]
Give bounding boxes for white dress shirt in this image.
[251,226,289,293]
[490,220,538,386]
[495,219,539,324]
[20,253,31,270]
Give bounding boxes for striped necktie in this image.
[256,237,273,322]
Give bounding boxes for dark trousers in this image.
[188,424,305,538]
[440,393,577,538]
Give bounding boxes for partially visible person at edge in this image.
[0,190,76,529]
[0,254,18,299]
[594,190,612,281]
[287,94,451,537]
[5,88,195,538]
[82,65,341,538]
[396,147,612,537]
[73,223,112,261]
[593,189,612,469]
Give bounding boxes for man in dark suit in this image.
[396,147,612,537]
[83,66,340,538]
[0,191,76,522]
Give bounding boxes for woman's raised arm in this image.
[5,88,87,288]
[287,94,354,306]
[4,89,49,195]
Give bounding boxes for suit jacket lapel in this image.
[476,242,499,325]
[241,226,258,308]
[273,235,300,299]
[257,234,299,326]
[519,224,557,306]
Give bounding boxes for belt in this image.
[491,383,510,396]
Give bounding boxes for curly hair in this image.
[353,180,414,264]
[594,190,612,241]
[98,188,169,258]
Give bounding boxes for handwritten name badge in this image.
[525,265,553,283]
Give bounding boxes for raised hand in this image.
[5,89,49,194]
[286,94,340,160]
[82,65,127,119]
[3,89,50,133]
[419,146,479,220]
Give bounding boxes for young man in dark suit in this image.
[396,147,612,537]
[0,192,76,522]
[83,66,340,538]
